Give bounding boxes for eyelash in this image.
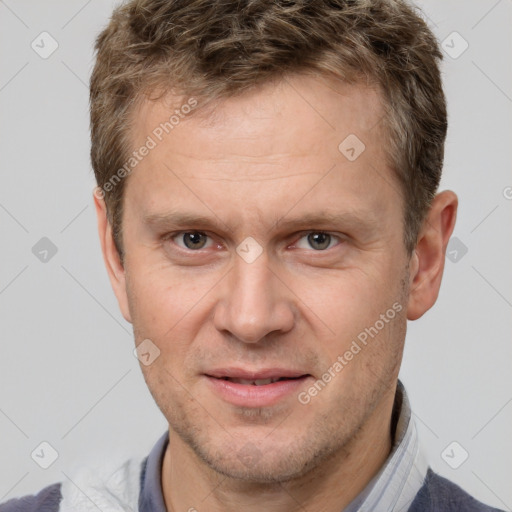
[164,230,343,253]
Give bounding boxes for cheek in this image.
[316,266,399,318]
[127,263,203,323]
[125,263,218,364]
[304,266,405,357]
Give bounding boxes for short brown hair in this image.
[90,0,447,258]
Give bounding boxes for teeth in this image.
[228,377,280,385]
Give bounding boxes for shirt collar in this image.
[139,429,169,512]
[139,379,428,512]
[344,379,429,512]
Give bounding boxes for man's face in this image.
[116,74,412,481]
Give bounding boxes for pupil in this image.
[184,232,206,249]
[309,232,330,250]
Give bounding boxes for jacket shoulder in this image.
[0,482,62,512]
[409,468,505,512]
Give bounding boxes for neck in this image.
[161,392,396,512]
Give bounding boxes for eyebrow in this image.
[142,209,377,235]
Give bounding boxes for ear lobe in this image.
[406,190,458,321]
[93,188,132,323]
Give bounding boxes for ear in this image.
[406,190,458,321]
[93,188,132,323]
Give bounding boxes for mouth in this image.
[204,370,312,407]
[216,376,307,386]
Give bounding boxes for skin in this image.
[94,73,457,512]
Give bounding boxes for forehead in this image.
[123,74,399,236]
[131,73,386,159]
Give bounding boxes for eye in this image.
[171,231,214,251]
[294,231,342,251]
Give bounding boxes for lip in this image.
[206,367,308,380]
[204,369,312,408]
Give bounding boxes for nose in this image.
[212,249,295,344]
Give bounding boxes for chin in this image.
[204,454,310,484]
[191,433,339,484]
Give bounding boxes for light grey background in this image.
[0,0,511,509]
